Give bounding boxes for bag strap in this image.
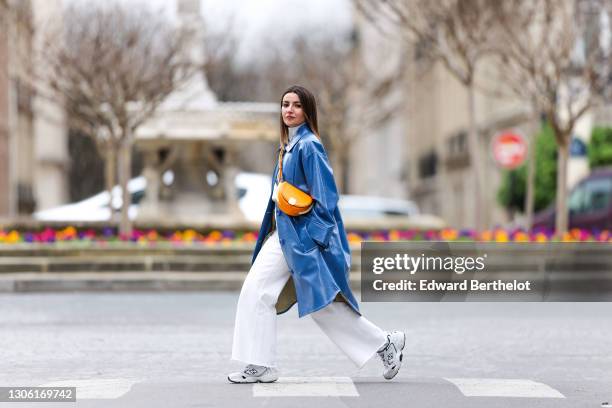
[277,147,284,183]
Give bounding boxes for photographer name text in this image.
[372,279,532,291]
[370,254,531,292]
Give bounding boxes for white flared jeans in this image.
[231,228,388,368]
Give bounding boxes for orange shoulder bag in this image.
[276,147,314,216]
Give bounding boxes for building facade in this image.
[351,1,606,230]
[0,0,68,219]
[346,10,411,199]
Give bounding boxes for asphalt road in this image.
[0,292,610,407]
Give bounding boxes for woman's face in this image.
[281,92,305,127]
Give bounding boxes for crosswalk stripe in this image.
[38,378,140,400]
[444,378,566,398]
[253,377,359,397]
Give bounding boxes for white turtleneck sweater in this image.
[272,123,304,203]
[287,124,299,144]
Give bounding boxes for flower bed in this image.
[0,226,610,245]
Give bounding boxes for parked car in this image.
[33,176,147,222]
[532,166,612,230]
[35,172,445,228]
[236,173,274,221]
[34,172,271,223]
[337,195,419,218]
[338,194,445,229]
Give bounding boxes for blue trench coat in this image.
[250,124,361,318]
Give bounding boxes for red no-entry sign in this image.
[492,130,527,169]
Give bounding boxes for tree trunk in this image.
[554,139,570,238]
[340,150,350,194]
[331,149,346,193]
[223,146,242,218]
[118,129,133,237]
[524,116,538,230]
[104,141,119,223]
[466,82,486,231]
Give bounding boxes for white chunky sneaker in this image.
[377,331,406,380]
[227,364,279,383]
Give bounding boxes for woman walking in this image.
[228,85,405,383]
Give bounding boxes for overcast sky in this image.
[70,0,354,65]
[200,0,353,64]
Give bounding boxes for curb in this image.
[0,272,363,293]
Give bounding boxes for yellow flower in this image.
[494,230,509,242]
[6,230,20,243]
[440,228,458,241]
[183,229,198,241]
[347,233,362,243]
[389,230,400,241]
[535,232,548,242]
[63,226,77,236]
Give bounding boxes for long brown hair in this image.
[279,85,320,148]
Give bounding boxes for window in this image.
[568,178,612,214]
[568,184,586,213]
[583,178,612,213]
[447,131,467,157]
[418,151,438,178]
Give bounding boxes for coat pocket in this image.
[295,217,318,253]
[306,219,332,249]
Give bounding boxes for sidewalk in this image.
[0,271,363,293]
[0,243,363,292]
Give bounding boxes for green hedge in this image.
[497,123,557,213]
[588,126,612,168]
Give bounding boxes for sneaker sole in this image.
[227,375,279,384]
[384,355,402,380]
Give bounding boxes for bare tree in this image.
[197,16,404,193]
[290,36,357,192]
[245,35,355,191]
[200,17,261,102]
[0,0,9,31]
[37,3,198,235]
[254,31,404,193]
[356,0,505,231]
[0,0,7,28]
[493,0,611,236]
